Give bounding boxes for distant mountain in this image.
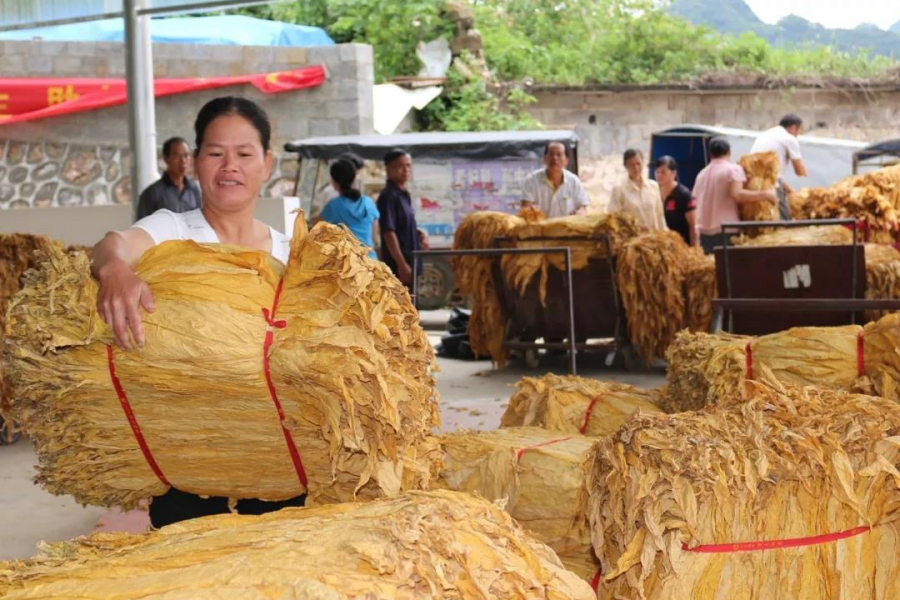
[669,0,900,58]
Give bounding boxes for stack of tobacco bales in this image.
[791,164,900,242]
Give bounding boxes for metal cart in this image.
[712,219,900,334]
[413,235,626,374]
[491,234,625,371]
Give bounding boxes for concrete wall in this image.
[0,39,374,211]
[527,86,900,159]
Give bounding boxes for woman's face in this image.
[625,154,644,181]
[194,114,273,212]
[655,164,676,187]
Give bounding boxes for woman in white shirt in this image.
[91,96,302,527]
[608,149,667,232]
[93,96,289,350]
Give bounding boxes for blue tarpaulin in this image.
[0,15,334,47]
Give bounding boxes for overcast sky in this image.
[744,0,900,30]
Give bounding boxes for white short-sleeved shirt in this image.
[521,168,590,218]
[608,177,667,232]
[133,209,291,264]
[750,126,802,177]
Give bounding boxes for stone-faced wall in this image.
[527,85,900,159]
[0,39,373,210]
[0,139,303,210]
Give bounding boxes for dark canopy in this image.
[854,138,900,162]
[284,130,579,162]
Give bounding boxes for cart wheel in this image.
[0,416,21,446]
[416,259,453,311]
[524,349,540,369]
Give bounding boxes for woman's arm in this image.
[92,228,156,350]
[371,220,380,256]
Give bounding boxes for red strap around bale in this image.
[515,436,573,463]
[590,566,603,591]
[106,344,171,487]
[745,342,754,380]
[579,396,601,434]
[682,525,870,553]
[857,330,865,378]
[262,278,309,490]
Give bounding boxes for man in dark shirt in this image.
[135,137,202,220]
[377,149,428,287]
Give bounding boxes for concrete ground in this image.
[0,324,664,561]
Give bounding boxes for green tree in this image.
[239,0,454,81]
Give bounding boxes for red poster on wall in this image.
[0,65,326,125]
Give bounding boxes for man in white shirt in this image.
[520,141,590,218]
[750,114,807,220]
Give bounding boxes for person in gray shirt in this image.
[135,137,202,220]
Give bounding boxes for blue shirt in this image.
[320,194,380,258]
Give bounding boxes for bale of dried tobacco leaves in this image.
[590,380,900,600]
[4,217,440,508]
[436,427,600,579]
[451,211,524,365]
[501,212,641,305]
[738,151,780,223]
[665,324,867,411]
[682,248,716,333]
[0,490,595,600]
[500,373,663,436]
[616,231,692,363]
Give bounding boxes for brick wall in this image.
[0,39,374,210]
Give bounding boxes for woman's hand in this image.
[91,229,157,350]
[96,261,155,350]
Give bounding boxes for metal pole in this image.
[124,0,158,217]
[564,248,577,375]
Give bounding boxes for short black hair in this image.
[779,114,803,129]
[337,152,363,170]
[194,96,271,153]
[623,148,643,165]
[708,137,730,158]
[543,141,568,156]
[383,148,409,166]
[655,155,678,171]
[162,137,188,157]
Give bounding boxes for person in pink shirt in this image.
[693,137,777,254]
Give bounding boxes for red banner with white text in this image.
[0,65,327,125]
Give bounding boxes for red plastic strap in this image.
[579,396,600,434]
[745,342,754,380]
[682,525,870,553]
[516,436,573,463]
[106,345,171,487]
[590,566,603,591]
[857,330,865,378]
[262,279,309,490]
